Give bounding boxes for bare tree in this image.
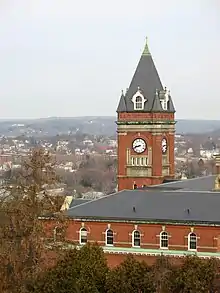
[0,148,65,293]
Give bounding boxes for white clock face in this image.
[162,138,167,153]
[132,138,146,154]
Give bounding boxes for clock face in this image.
[132,138,146,154]
[162,138,167,153]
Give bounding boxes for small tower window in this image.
[135,96,143,110]
[160,87,170,110]
[132,89,146,110]
[160,99,167,110]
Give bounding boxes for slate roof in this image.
[151,92,163,112]
[69,198,91,209]
[117,38,175,113]
[66,183,220,224]
[147,175,215,192]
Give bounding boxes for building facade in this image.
[44,39,220,268]
[45,175,220,267]
[116,39,175,191]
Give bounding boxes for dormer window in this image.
[135,96,143,109]
[160,87,170,111]
[160,99,167,110]
[132,89,147,111]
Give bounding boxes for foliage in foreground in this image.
[30,244,108,293]
[28,243,220,293]
[0,148,65,293]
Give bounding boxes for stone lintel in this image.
[117,175,164,179]
[117,124,175,132]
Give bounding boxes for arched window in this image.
[132,230,141,247]
[160,99,167,110]
[54,226,64,242]
[160,231,168,249]
[133,184,137,189]
[79,227,87,245]
[106,229,114,246]
[188,232,197,250]
[135,96,143,110]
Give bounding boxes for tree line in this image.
[28,244,220,293]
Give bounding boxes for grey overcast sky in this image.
[0,0,219,119]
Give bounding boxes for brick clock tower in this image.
[116,38,176,191]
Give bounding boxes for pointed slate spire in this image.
[116,90,127,112]
[117,37,163,112]
[167,94,176,113]
[151,90,163,112]
[142,37,151,56]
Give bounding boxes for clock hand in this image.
[134,145,141,149]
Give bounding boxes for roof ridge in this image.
[152,174,214,187]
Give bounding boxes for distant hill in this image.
[0,117,220,137]
[176,119,220,134]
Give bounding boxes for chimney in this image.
[213,155,220,191]
[60,195,74,211]
[215,155,220,175]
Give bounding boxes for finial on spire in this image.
[142,36,151,56]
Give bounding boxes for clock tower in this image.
[116,38,176,191]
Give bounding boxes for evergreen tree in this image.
[106,255,154,293]
[31,243,108,293]
[171,256,219,293]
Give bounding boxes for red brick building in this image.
[45,39,220,267]
[116,38,175,191]
[43,174,220,267]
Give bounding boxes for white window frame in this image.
[160,99,167,110]
[160,231,169,249]
[160,87,170,110]
[132,230,141,248]
[130,156,148,167]
[131,90,147,111]
[131,157,135,166]
[188,232,197,251]
[105,229,114,246]
[79,227,88,245]
[135,96,143,110]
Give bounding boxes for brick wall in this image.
[118,112,174,121]
[117,111,175,191]
[43,219,220,267]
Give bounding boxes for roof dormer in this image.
[131,88,147,111]
[159,87,170,111]
[116,37,175,113]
